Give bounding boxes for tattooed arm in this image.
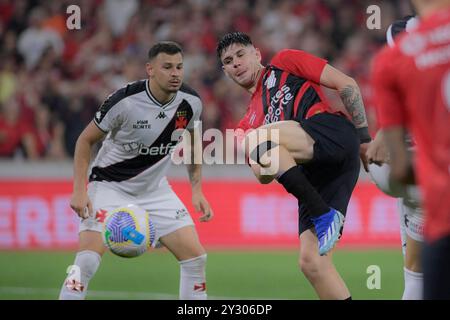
[319,64,371,170]
[320,64,369,130]
[338,83,368,129]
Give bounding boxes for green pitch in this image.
[0,249,404,300]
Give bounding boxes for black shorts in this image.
[296,112,360,235]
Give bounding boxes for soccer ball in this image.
[102,204,155,258]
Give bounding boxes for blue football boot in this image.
[311,208,345,256]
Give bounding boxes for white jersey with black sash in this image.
[89,79,202,195]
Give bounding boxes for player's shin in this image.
[277,165,329,217]
[59,250,101,300]
[179,254,207,300]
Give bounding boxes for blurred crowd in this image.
[0,0,413,160]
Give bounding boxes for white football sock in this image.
[179,254,207,300]
[402,267,423,300]
[59,250,101,300]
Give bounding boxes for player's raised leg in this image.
[244,120,345,256]
[160,226,207,300]
[59,231,106,300]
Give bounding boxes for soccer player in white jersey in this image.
[367,15,424,300]
[59,41,213,300]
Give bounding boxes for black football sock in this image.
[277,166,329,218]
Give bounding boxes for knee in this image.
[298,253,322,281]
[180,254,207,273]
[79,231,107,256]
[253,165,276,184]
[182,253,207,264]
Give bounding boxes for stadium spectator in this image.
[0,95,37,159]
[0,0,413,160]
[17,7,63,70]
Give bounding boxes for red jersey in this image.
[372,9,450,242]
[0,117,33,157]
[237,49,340,132]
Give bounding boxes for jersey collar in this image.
[145,79,177,108]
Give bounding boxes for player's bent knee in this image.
[180,253,207,266]
[79,231,106,256]
[257,174,276,184]
[298,254,321,280]
[187,246,207,260]
[161,226,206,261]
[249,140,279,167]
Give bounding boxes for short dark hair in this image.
[148,41,183,61]
[216,32,253,59]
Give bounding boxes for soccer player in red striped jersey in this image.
[217,32,371,300]
[372,0,450,299]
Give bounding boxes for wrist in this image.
[357,127,371,144]
[191,183,202,193]
[73,184,86,193]
[73,180,87,194]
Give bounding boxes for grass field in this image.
[0,249,404,300]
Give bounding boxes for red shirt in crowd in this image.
[0,117,33,157]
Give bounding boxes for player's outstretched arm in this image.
[319,64,371,171]
[70,121,106,219]
[319,64,369,129]
[185,128,213,222]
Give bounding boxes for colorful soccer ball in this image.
[102,204,155,258]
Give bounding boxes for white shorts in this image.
[398,199,424,244]
[369,163,424,254]
[80,181,194,248]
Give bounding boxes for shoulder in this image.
[270,49,311,63]
[179,83,201,99]
[95,80,146,123]
[178,83,202,113]
[270,49,293,64]
[373,45,399,71]
[100,80,146,110]
[372,45,406,89]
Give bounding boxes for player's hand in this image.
[359,143,370,172]
[192,190,214,222]
[366,131,389,166]
[70,191,93,219]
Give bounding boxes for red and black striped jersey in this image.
[237,49,340,132]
